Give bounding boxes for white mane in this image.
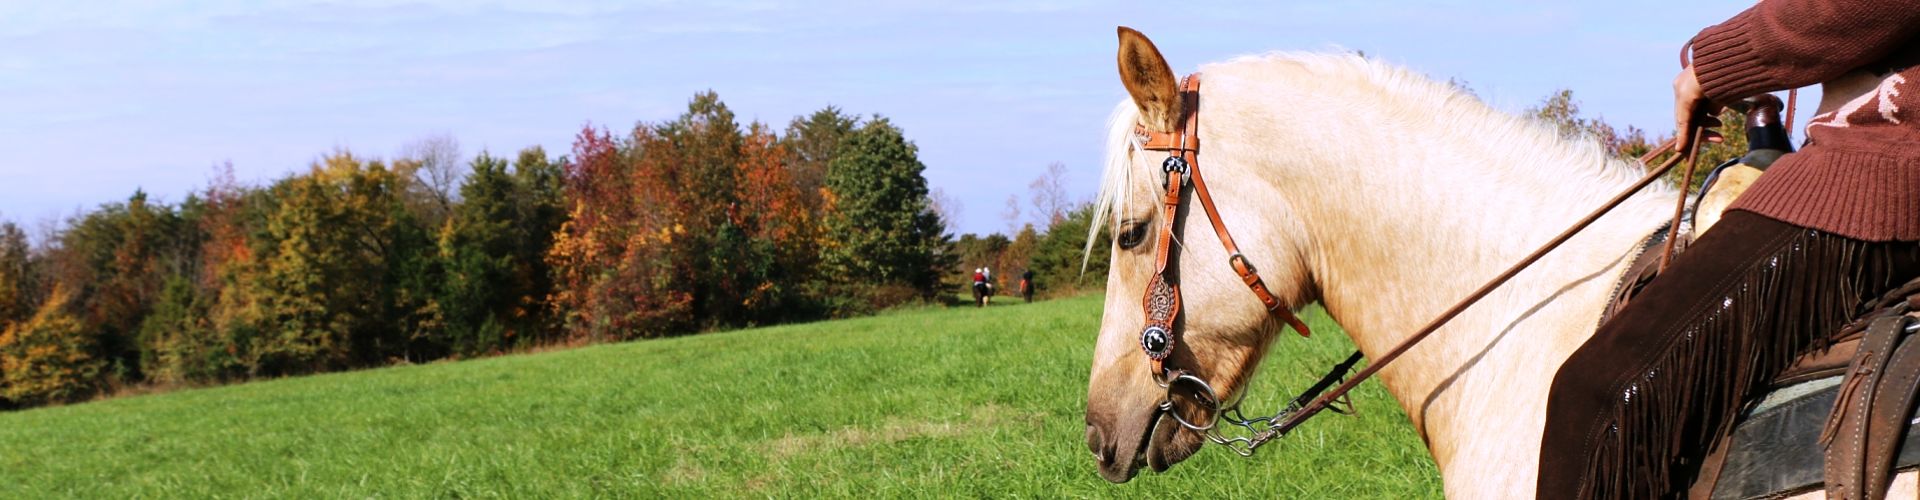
[1087,51,1671,258]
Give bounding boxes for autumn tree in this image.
[823,118,954,305]
[0,221,32,404]
[228,152,441,375]
[43,190,188,383]
[1003,224,1040,291]
[1676,106,1753,190]
[551,92,832,336]
[0,286,103,406]
[140,168,256,384]
[655,92,768,327]
[1527,88,1752,191]
[734,123,825,322]
[549,126,696,340]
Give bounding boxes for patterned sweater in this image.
[1691,0,1920,241]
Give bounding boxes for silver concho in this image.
[1162,155,1189,175]
[1141,325,1171,360]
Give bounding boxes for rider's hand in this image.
[1673,64,1724,152]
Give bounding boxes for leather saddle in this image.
[1690,276,1920,499]
[1597,166,1920,497]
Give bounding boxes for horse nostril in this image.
[1086,424,1108,463]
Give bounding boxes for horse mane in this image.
[1087,51,1670,264]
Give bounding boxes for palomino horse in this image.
[1081,29,1918,498]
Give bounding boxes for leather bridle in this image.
[1130,72,1707,457]
[1131,73,1342,456]
[1135,74,1312,379]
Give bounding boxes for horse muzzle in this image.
[1085,384,1208,482]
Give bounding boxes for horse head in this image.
[1083,27,1319,483]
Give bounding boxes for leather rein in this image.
[1135,72,1706,456]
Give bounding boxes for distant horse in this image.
[1080,29,1917,498]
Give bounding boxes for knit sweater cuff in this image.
[1690,10,1774,104]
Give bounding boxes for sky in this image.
[0,0,1774,237]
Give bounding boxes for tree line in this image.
[0,87,1674,411]
[0,92,1024,410]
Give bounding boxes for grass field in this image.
[0,294,1441,498]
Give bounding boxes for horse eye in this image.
[1118,221,1150,249]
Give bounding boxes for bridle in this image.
[1130,72,1708,457]
[1132,73,1353,456]
[1134,74,1313,371]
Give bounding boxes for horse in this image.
[972,273,995,308]
[1081,28,1919,498]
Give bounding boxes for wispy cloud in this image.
[0,0,1755,234]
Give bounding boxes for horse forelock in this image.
[1086,101,1144,272]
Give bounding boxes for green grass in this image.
[0,294,1441,498]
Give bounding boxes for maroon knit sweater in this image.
[1691,0,1920,241]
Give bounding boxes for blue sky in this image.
[0,1,1765,236]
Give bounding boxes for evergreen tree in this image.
[0,222,33,327]
[1027,203,1110,295]
[436,147,568,356]
[509,147,567,342]
[783,106,859,214]
[823,118,954,303]
[439,152,518,356]
[138,276,231,383]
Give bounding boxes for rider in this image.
[1021,268,1035,303]
[982,266,994,304]
[1540,0,1920,497]
[973,267,989,307]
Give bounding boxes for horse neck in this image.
[1223,81,1677,490]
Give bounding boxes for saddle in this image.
[1598,221,1920,498]
[1597,107,1920,497]
[1690,276,1920,500]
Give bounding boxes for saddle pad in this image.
[1712,377,1920,499]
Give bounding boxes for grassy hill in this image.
[0,294,1441,497]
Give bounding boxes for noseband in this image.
[1133,74,1354,456]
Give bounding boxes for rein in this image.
[1135,72,1705,456]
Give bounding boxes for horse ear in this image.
[1117,26,1182,132]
